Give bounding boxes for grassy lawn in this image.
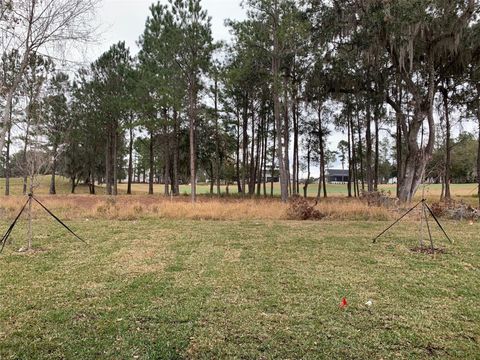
[117,181,479,202]
[0,218,478,359]
[0,176,93,196]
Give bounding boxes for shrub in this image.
[429,202,446,218]
[446,202,479,221]
[359,190,398,208]
[286,196,325,220]
[430,200,479,221]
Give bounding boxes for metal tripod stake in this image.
[372,199,453,251]
[0,194,87,254]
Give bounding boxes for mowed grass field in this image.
[0,176,478,204]
[0,176,479,358]
[0,219,478,358]
[117,180,479,202]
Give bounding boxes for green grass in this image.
[116,180,479,199]
[0,218,478,358]
[0,176,93,195]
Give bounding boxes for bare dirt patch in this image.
[410,246,447,255]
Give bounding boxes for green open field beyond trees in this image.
[0,176,478,204]
[0,219,479,359]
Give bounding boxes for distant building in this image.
[267,176,279,183]
[326,169,349,183]
[263,170,279,183]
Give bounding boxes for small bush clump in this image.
[446,202,479,221]
[430,202,446,217]
[359,190,398,208]
[286,196,325,220]
[430,200,479,221]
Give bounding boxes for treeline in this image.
[1,0,480,203]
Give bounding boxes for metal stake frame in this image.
[372,199,453,251]
[0,194,87,254]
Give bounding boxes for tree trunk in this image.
[164,162,171,196]
[189,80,197,203]
[136,162,140,183]
[292,96,299,195]
[322,159,327,198]
[396,111,403,198]
[477,102,480,208]
[256,111,264,196]
[271,113,276,197]
[356,112,365,192]
[365,102,373,192]
[4,108,11,196]
[105,126,112,195]
[90,169,96,194]
[263,117,269,197]
[209,162,214,194]
[71,176,77,194]
[350,113,358,197]
[173,109,180,195]
[235,110,242,193]
[149,131,154,195]
[214,76,221,196]
[442,88,451,200]
[317,101,327,199]
[304,142,311,198]
[127,124,134,195]
[440,171,445,200]
[272,12,288,202]
[255,116,261,196]
[49,145,57,195]
[22,175,28,195]
[395,78,404,198]
[112,124,118,196]
[248,105,256,195]
[242,95,248,196]
[27,196,32,251]
[374,108,379,190]
[397,109,433,203]
[27,171,34,250]
[283,75,291,196]
[317,171,322,199]
[396,59,436,203]
[295,102,300,195]
[22,123,30,196]
[347,112,352,198]
[0,51,30,153]
[164,136,171,196]
[274,79,288,201]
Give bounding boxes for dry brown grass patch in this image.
[0,194,397,222]
[314,197,394,220]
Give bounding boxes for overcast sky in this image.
[88,0,246,62]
